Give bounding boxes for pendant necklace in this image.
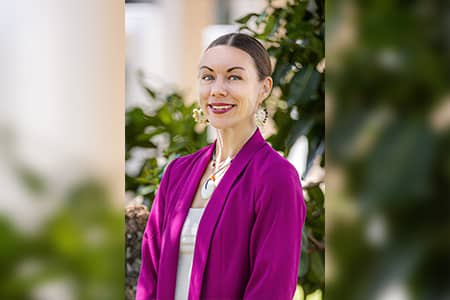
[201,128,257,200]
[200,153,232,200]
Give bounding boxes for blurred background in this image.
[0,1,124,299]
[326,1,450,300]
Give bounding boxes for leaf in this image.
[299,247,310,277]
[293,285,305,300]
[309,252,324,284]
[255,12,267,27]
[126,108,161,131]
[267,109,293,153]
[262,14,277,37]
[303,137,324,179]
[288,65,321,107]
[125,173,139,191]
[143,86,157,99]
[286,116,315,150]
[306,185,324,206]
[157,106,172,125]
[137,185,155,196]
[135,134,157,148]
[15,165,47,196]
[234,13,259,24]
[305,289,322,300]
[272,61,292,86]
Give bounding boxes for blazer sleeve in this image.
[243,165,306,300]
[135,160,174,300]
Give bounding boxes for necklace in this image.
[200,128,257,200]
[201,155,231,200]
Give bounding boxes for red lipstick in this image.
[208,103,236,114]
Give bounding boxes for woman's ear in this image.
[261,76,273,99]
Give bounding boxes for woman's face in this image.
[198,45,271,130]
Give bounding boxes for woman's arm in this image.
[243,165,306,300]
[135,161,174,300]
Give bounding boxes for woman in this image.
[136,33,306,300]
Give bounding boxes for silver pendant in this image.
[201,178,215,199]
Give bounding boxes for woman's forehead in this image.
[199,45,254,70]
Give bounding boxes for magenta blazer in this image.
[136,129,306,300]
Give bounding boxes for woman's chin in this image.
[209,119,235,130]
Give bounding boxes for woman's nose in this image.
[211,78,228,97]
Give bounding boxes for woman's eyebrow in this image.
[199,65,214,72]
[227,66,245,72]
[199,66,246,72]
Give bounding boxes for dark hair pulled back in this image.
[206,33,272,81]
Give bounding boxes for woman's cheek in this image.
[198,89,208,107]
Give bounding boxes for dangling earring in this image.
[255,106,268,127]
[192,107,209,124]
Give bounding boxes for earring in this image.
[255,106,268,127]
[192,107,208,124]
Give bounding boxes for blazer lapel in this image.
[188,129,267,300]
[158,143,215,300]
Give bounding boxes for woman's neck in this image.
[215,125,257,162]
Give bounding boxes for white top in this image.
[174,208,205,300]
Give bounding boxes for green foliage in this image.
[0,180,124,300]
[125,0,325,295]
[326,1,450,299]
[237,0,324,174]
[126,85,208,204]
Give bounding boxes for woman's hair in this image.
[206,33,272,81]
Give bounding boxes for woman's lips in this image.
[208,103,236,114]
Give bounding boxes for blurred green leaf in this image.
[305,289,322,300]
[235,13,258,24]
[288,66,321,107]
[15,165,47,196]
[309,252,324,284]
[262,14,277,37]
[299,248,310,277]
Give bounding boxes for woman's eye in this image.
[229,75,241,81]
[201,74,214,81]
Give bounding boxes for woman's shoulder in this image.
[254,143,300,180]
[159,144,212,191]
[251,143,304,211]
